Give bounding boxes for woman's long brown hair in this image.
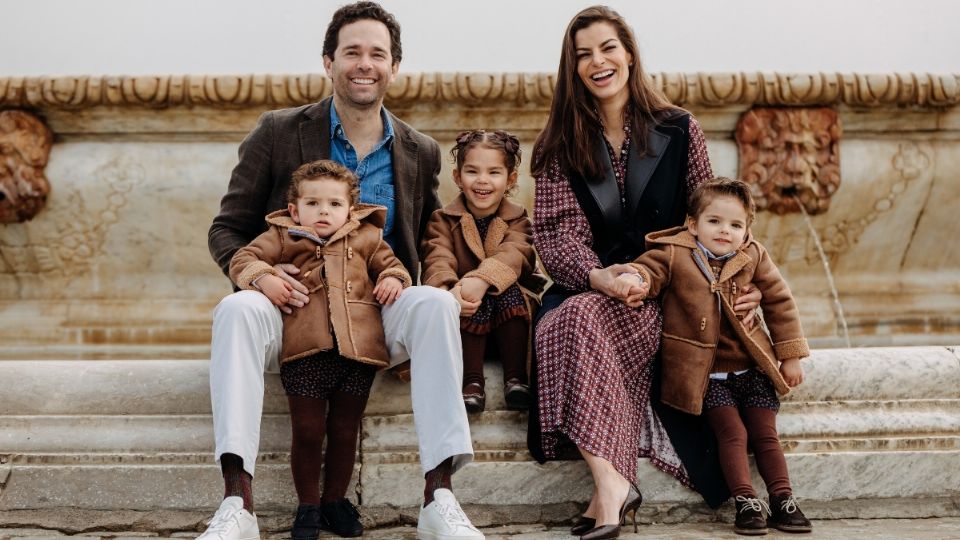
[531,5,678,180]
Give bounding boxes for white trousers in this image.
[209,287,474,477]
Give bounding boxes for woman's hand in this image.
[734,283,762,328]
[589,264,646,305]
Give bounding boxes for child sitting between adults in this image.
[622,177,813,536]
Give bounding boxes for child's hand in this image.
[779,357,805,387]
[458,277,490,303]
[258,274,294,307]
[451,284,482,317]
[623,280,650,309]
[373,276,404,305]
[613,272,643,298]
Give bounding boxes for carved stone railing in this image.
[1,72,957,109]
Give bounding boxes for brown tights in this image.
[287,392,369,504]
[461,316,529,390]
[706,406,792,498]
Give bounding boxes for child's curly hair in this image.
[288,160,360,206]
[688,177,757,226]
[450,129,522,196]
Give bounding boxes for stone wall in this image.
[1,71,958,355]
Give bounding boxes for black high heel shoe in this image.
[570,515,596,535]
[579,482,643,540]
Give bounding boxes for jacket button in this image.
[316,247,322,258]
[700,317,707,331]
[346,280,352,293]
[347,247,354,259]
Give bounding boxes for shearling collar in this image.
[645,226,757,283]
[440,194,526,261]
[264,204,387,245]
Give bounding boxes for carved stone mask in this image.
[736,107,842,215]
[0,110,53,223]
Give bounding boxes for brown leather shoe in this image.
[768,493,812,533]
[462,382,485,413]
[733,495,769,535]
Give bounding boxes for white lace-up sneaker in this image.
[417,488,485,540]
[197,496,260,540]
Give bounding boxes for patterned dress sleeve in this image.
[685,116,713,196]
[533,159,602,291]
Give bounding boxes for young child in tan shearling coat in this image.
[420,130,545,414]
[624,178,813,536]
[228,159,409,535]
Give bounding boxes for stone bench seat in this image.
[1,346,958,530]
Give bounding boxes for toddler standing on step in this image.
[625,177,813,536]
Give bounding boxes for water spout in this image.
[793,195,852,348]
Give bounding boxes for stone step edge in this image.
[5,441,960,466]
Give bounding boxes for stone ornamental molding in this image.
[736,107,842,215]
[0,110,52,223]
[0,72,957,110]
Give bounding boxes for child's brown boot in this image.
[767,493,812,533]
[733,495,769,536]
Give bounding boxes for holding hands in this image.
[263,263,310,314]
[589,264,649,308]
[373,276,404,305]
[779,357,805,387]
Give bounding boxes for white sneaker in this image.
[197,496,260,540]
[417,488,485,540]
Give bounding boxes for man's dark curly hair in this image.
[323,1,402,64]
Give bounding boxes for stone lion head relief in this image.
[0,110,53,223]
[736,108,841,215]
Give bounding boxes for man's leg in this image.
[201,290,281,539]
[382,286,482,538]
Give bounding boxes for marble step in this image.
[0,346,958,525]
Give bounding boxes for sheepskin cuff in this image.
[378,267,413,288]
[466,258,517,294]
[236,262,277,290]
[774,337,810,360]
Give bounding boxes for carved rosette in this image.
[735,108,842,215]
[0,110,53,222]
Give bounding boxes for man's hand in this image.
[451,283,482,317]
[458,277,490,303]
[257,274,294,307]
[734,283,762,328]
[779,357,805,387]
[272,263,310,314]
[373,276,404,305]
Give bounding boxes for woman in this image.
[528,6,761,539]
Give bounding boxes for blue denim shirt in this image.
[329,102,396,246]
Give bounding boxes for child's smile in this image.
[453,146,517,218]
[688,195,749,256]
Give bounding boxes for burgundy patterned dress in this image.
[533,117,713,484]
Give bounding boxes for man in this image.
[201,3,483,539]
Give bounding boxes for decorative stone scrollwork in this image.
[0,73,956,110]
[736,108,842,215]
[0,110,53,223]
